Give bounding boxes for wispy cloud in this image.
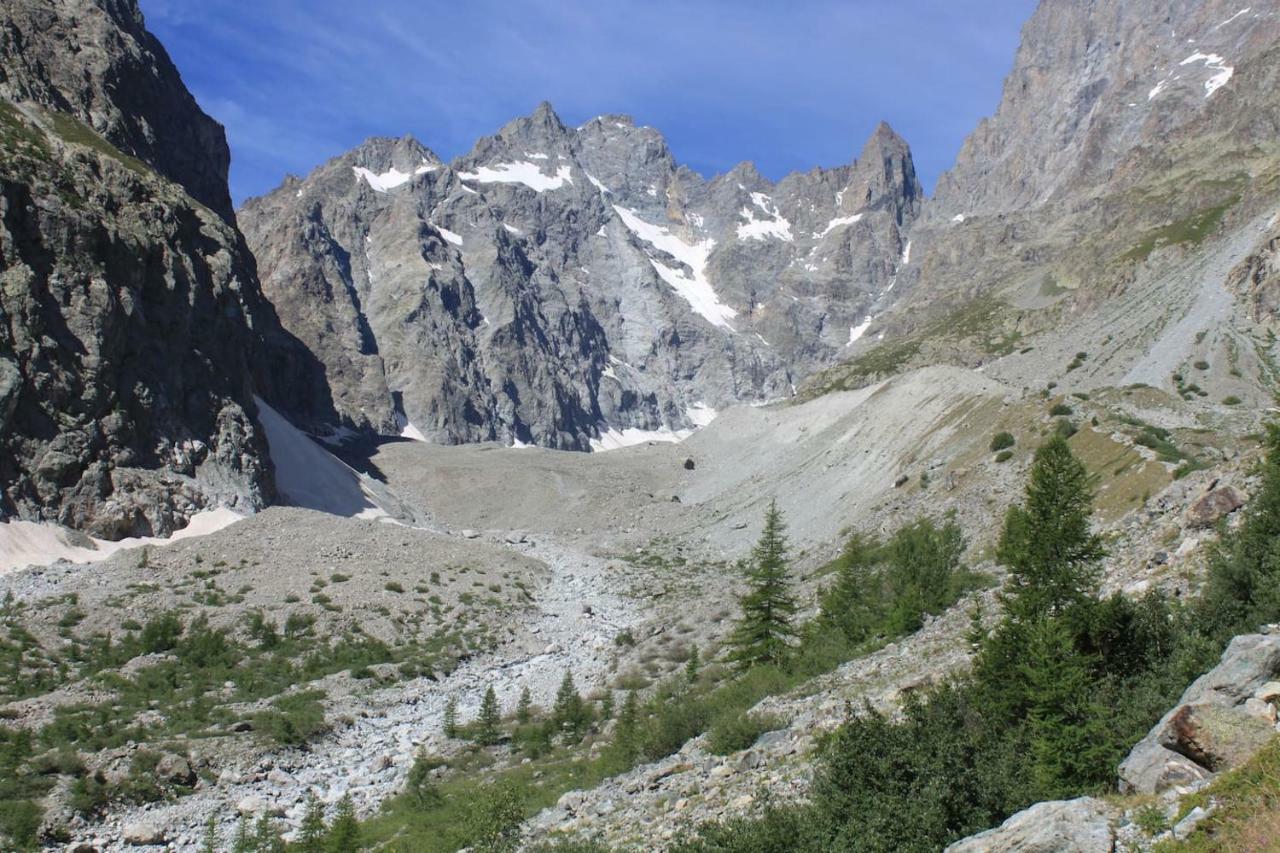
[139,0,1039,205]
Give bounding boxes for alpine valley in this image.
[3,1,1280,851]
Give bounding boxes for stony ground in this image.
[0,362,1262,851]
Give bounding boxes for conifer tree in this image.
[553,670,588,739]
[405,748,442,808]
[515,685,533,724]
[476,685,501,745]
[600,690,615,720]
[442,694,459,739]
[684,643,701,685]
[613,690,641,763]
[298,792,327,853]
[253,812,285,853]
[1201,422,1280,633]
[231,816,252,853]
[199,815,220,853]
[325,794,359,853]
[1020,617,1112,798]
[997,435,1103,619]
[727,501,798,669]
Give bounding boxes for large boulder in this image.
[1119,633,1280,794]
[1184,486,1244,529]
[944,797,1116,853]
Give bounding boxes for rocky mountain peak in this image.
[845,121,922,224]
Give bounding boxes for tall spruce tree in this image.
[515,685,533,724]
[552,671,588,740]
[1019,617,1112,798]
[298,792,326,853]
[996,434,1103,619]
[442,694,459,739]
[325,794,359,853]
[727,500,798,669]
[477,685,501,745]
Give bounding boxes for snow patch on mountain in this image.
[737,193,793,242]
[353,166,413,192]
[847,316,873,346]
[1180,51,1234,97]
[612,205,737,329]
[458,162,574,191]
[590,425,691,452]
[817,213,864,237]
[433,225,464,246]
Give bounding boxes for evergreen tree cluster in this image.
[675,429,1280,852]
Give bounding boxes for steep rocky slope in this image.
[810,0,1280,419]
[0,0,334,538]
[240,107,919,449]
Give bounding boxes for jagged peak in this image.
[857,120,913,163]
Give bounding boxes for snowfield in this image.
[457,162,574,191]
[612,205,738,329]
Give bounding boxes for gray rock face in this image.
[944,797,1117,853]
[241,104,919,449]
[1118,633,1280,794]
[932,0,1279,220]
[0,0,235,219]
[0,0,335,538]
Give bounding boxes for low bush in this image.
[707,712,785,755]
[254,690,328,747]
[989,432,1015,452]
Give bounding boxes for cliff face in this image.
[241,106,922,449]
[931,0,1279,219]
[0,0,335,538]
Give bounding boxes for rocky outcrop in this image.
[241,105,920,449]
[0,0,235,220]
[0,0,335,538]
[1118,632,1280,794]
[944,797,1118,853]
[931,1,1279,220]
[1184,485,1245,528]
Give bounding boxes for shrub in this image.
[1223,395,1242,406]
[707,712,785,755]
[995,450,1014,464]
[1049,403,1073,417]
[384,582,405,594]
[255,691,328,747]
[990,432,1016,452]
[1054,419,1078,439]
[1194,360,1210,370]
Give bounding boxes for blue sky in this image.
[138,0,1039,206]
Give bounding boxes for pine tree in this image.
[443,694,459,739]
[231,815,252,853]
[727,501,798,669]
[476,685,501,745]
[252,813,285,853]
[1019,617,1112,798]
[600,690,615,720]
[325,794,359,853]
[199,815,220,853]
[553,671,588,740]
[997,435,1103,620]
[613,690,641,763]
[1200,422,1280,634]
[515,685,533,724]
[298,792,327,853]
[684,643,700,685]
[405,748,442,808]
